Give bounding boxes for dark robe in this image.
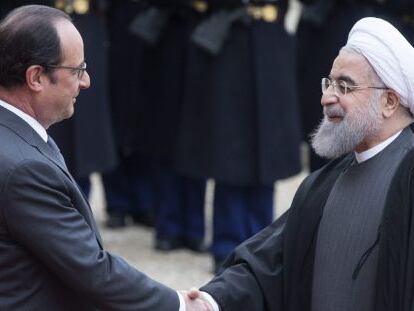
[201,126,414,311]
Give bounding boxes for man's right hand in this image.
[181,289,213,311]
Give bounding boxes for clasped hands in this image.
[181,288,214,311]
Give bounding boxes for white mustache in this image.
[324,105,345,118]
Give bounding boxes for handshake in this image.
[181,288,215,311]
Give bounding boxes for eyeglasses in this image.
[321,77,388,97]
[45,62,87,79]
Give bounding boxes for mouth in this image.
[324,106,345,123]
[327,115,343,123]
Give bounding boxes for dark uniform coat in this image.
[106,0,154,158]
[201,127,414,311]
[107,0,191,163]
[175,0,302,186]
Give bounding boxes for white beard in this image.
[311,94,383,159]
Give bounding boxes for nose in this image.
[79,70,90,89]
[321,91,339,107]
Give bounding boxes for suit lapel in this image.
[0,106,103,247]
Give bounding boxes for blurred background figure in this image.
[105,0,206,253]
[103,0,157,229]
[50,0,118,195]
[174,0,302,272]
[296,0,380,171]
[0,0,118,195]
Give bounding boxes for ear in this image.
[25,65,46,92]
[382,90,400,118]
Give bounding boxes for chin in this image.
[59,109,75,122]
[66,106,75,118]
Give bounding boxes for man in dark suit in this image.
[0,4,209,310]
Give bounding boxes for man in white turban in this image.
[183,17,414,311]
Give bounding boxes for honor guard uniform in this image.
[103,0,159,229]
[296,0,381,171]
[174,0,302,272]
[104,0,206,253]
[134,0,207,252]
[1,0,118,195]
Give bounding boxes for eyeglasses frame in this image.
[321,77,388,97]
[44,62,87,79]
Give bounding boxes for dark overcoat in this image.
[107,0,192,163]
[106,0,155,158]
[175,0,302,186]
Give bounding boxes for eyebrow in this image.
[328,74,356,85]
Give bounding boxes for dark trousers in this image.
[101,155,155,218]
[212,183,274,260]
[155,169,206,241]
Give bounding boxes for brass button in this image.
[73,0,90,15]
[248,6,262,20]
[64,4,74,14]
[262,5,278,23]
[192,0,208,13]
[54,0,65,10]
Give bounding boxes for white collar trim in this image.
[355,130,402,163]
[0,99,47,142]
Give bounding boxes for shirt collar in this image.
[0,99,47,142]
[354,130,402,163]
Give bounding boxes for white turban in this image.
[346,17,414,115]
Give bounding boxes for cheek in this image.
[339,99,357,115]
[62,81,79,98]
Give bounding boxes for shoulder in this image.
[389,148,414,185]
[2,158,67,190]
[0,158,71,214]
[0,125,39,166]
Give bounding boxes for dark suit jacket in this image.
[0,105,178,310]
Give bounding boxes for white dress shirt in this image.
[0,99,47,142]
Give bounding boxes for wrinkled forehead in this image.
[330,51,375,83]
